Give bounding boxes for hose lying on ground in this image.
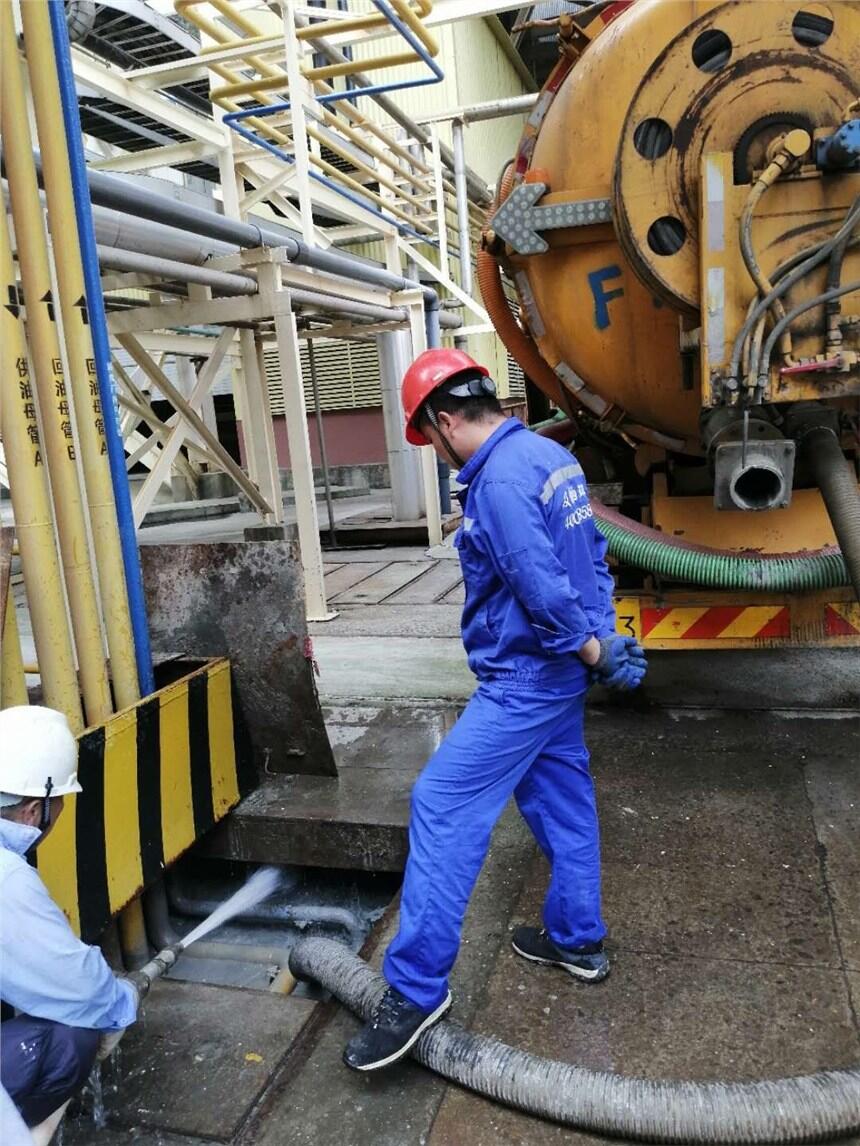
[289,937,860,1145]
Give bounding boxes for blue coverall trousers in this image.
[383,679,606,1011]
[1,1015,99,1126]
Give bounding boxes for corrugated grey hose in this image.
[289,938,860,1144]
[802,425,860,603]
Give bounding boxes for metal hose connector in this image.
[289,938,860,1145]
[132,943,183,999]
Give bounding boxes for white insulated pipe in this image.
[418,94,539,126]
[378,330,424,521]
[97,245,257,295]
[452,120,473,298]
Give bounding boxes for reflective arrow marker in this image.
[491,182,613,255]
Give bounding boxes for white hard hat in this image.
[0,706,82,807]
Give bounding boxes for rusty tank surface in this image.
[482,0,860,647]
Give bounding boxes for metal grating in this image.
[263,340,382,416]
[78,99,219,181]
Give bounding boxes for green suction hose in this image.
[593,502,849,591]
[526,416,850,591]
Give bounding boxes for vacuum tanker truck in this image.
[482,0,860,650]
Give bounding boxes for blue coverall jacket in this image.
[455,417,616,681]
[383,418,614,1010]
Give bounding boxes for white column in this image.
[271,287,331,620]
[404,293,442,546]
[377,331,423,521]
[237,327,283,525]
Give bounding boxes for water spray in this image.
[132,866,282,997]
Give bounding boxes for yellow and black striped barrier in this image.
[37,658,247,941]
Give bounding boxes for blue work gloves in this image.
[591,635,647,691]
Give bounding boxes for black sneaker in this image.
[512,926,610,982]
[342,986,452,1072]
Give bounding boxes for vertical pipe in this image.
[48,0,155,697]
[21,0,140,709]
[0,208,83,729]
[422,303,452,515]
[272,301,330,620]
[0,212,81,728]
[1,1,112,725]
[306,339,338,546]
[377,331,423,521]
[452,119,473,298]
[2,596,29,709]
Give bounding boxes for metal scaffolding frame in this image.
[3,0,523,620]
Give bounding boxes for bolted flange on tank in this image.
[702,409,795,512]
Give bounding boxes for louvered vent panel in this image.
[264,339,382,415]
[505,293,526,398]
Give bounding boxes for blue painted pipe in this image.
[48,0,155,696]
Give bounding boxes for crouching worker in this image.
[0,706,138,1141]
[344,350,646,1072]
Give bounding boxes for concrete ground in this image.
[44,540,860,1144]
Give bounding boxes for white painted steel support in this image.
[452,119,473,299]
[91,140,218,174]
[282,2,316,244]
[265,267,331,620]
[130,329,233,525]
[430,127,449,279]
[236,326,283,526]
[402,291,442,546]
[71,51,225,148]
[406,244,488,322]
[377,331,423,522]
[116,332,272,517]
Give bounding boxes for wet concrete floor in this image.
[59,545,860,1145]
[66,692,860,1145]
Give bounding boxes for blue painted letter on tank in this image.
[587,265,624,330]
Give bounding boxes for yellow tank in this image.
[482,0,860,641]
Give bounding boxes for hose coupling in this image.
[131,942,184,999]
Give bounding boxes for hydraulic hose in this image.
[800,426,860,600]
[290,938,860,1144]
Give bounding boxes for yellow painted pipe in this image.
[0,208,84,732]
[0,2,112,726]
[269,965,298,995]
[306,125,434,219]
[1,594,29,709]
[118,897,150,971]
[21,0,140,711]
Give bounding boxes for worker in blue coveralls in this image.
[0,706,139,1143]
[344,349,646,1072]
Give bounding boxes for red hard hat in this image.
[402,348,490,446]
